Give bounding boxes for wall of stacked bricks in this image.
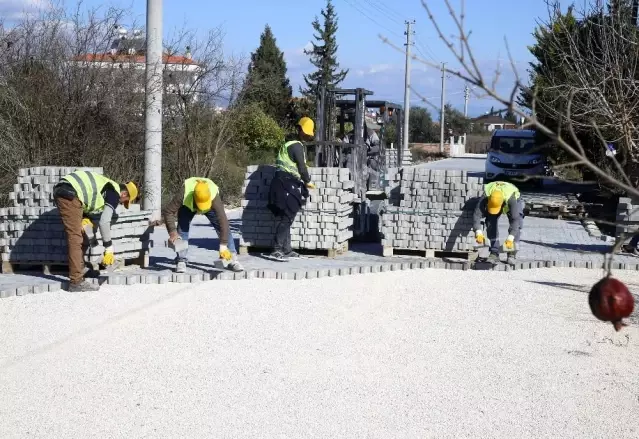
[616,197,639,238]
[240,165,355,251]
[0,166,152,266]
[381,168,484,251]
[385,145,413,168]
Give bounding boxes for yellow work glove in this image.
[81,218,93,233]
[475,231,485,245]
[306,182,316,189]
[102,246,115,266]
[219,244,232,261]
[504,235,515,250]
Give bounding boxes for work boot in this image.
[283,250,300,258]
[268,251,289,262]
[175,260,187,273]
[67,280,99,292]
[227,260,244,272]
[487,253,500,264]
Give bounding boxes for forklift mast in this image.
[306,86,405,239]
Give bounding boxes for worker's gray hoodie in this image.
[472,194,521,235]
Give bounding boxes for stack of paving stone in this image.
[385,144,412,168]
[0,166,152,269]
[8,166,104,207]
[240,165,355,252]
[616,197,639,238]
[381,168,484,252]
[521,191,585,219]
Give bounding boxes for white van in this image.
[484,129,547,187]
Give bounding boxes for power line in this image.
[361,0,403,25]
[341,0,404,39]
[414,42,437,63]
[364,0,404,23]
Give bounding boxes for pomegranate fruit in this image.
[588,276,635,331]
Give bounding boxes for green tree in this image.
[301,0,348,99]
[408,107,435,142]
[517,2,639,188]
[232,103,285,160]
[443,104,470,137]
[504,109,517,123]
[240,25,292,125]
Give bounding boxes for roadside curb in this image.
[2,256,636,299]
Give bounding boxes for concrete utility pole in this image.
[439,62,446,153]
[462,84,470,145]
[402,20,415,155]
[144,0,163,217]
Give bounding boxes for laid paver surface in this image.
[1,268,637,437]
[0,157,632,290]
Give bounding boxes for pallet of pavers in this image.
[381,168,483,260]
[240,165,355,257]
[521,191,585,219]
[0,166,153,274]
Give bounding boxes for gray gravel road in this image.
[1,268,638,438]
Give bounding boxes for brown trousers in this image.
[56,196,84,284]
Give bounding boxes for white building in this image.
[69,28,204,105]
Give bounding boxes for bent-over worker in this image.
[266,117,315,261]
[472,181,524,265]
[53,170,138,292]
[162,177,244,273]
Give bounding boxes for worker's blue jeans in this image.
[485,198,525,255]
[175,206,237,262]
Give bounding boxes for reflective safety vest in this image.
[276,140,305,179]
[484,181,520,214]
[183,177,219,213]
[62,171,120,214]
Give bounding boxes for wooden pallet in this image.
[382,246,478,261]
[0,250,149,274]
[239,242,349,259]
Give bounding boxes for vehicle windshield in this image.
[491,136,536,154]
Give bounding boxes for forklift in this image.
[304,86,405,242]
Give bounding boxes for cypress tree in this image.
[241,25,292,124]
[301,0,348,98]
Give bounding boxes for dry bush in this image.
[0,2,246,205]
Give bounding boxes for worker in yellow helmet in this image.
[53,170,138,292]
[472,181,524,265]
[266,117,316,262]
[162,177,243,273]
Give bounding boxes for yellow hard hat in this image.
[194,180,212,211]
[298,117,314,137]
[487,190,504,215]
[124,181,138,208]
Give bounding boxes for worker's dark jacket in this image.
[268,140,309,219]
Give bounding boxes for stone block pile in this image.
[9,166,103,207]
[385,144,412,168]
[616,197,639,238]
[0,166,152,268]
[381,168,484,252]
[240,165,355,251]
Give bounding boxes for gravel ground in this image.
[1,268,638,438]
